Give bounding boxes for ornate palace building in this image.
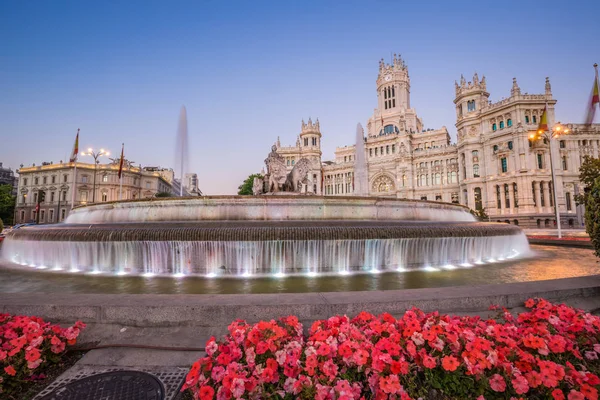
[275,55,600,228]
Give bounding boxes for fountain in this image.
[0,120,531,279]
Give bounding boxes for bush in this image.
[585,176,600,258]
[0,315,86,397]
[183,300,600,399]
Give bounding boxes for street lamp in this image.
[81,148,109,203]
[529,122,570,238]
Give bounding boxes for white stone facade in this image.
[275,55,600,228]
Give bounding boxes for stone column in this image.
[508,183,515,214]
[533,182,541,212]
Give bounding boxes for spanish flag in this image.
[585,63,599,126]
[537,106,548,133]
[118,143,124,179]
[69,129,80,162]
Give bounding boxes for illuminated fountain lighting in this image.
[396,267,408,272]
[460,262,474,268]
[423,266,440,272]
[88,270,102,275]
[369,268,381,274]
[116,271,128,276]
[69,268,81,273]
[206,273,217,278]
[338,270,350,276]
[487,258,497,263]
[474,260,485,265]
[441,264,456,270]
[36,265,48,270]
[274,272,286,278]
[173,273,186,278]
[242,272,252,278]
[51,266,63,271]
[306,272,318,277]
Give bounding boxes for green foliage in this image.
[584,176,600,258]
[0,218,3,232]
[155,192,173,198]
[575,156,600,205]
[0,184,16,226]
[237,173,263,195]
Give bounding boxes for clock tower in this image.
[376,54,411,113]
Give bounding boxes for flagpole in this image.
[70,128,80,212]
[119,143,124,201]
[545,101,562,238]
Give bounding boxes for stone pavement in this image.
[523,228,589,238]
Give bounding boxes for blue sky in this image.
[1,0,598,194]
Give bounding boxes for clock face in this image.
[384,75,392,81]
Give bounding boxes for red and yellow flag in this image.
[69,129,80,162]
[118,143,124,179]
[537,106,548,133]
[585,64,599,125]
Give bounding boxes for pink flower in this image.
[489,374,506,392]
[379,374,401,394]
[567,390,585,400]
[511,374,529,395]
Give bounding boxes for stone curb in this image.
[1,275,599,328]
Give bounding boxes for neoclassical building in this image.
[274,55,600,228]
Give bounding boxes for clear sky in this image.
[1,0,598,194]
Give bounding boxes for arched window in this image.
[513,183,519,208]
[507,119,512,127]
[508,141,513,150]
[533,115,537,124]
[383,125,395,135]
[451,171,457,183]
[496,185,501,209]
[420,175,426,187]
[474,187,482,210]
[504,184,510,208]
[492,123,497,131]
[499,121,505,129]
[472,150,479,157]
[525,115,530,124]
[473,164,480,178]
[435,173,441,185]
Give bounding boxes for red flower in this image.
[552,389,566,400]
[198,385,214,400]
[580,384,598,400]
[489,374,506,392]
[441,356,459,372]
[568,390,585,400]
[4,365,16,376]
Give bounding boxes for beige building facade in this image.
[275,55,600,228]
[14,159,172,224]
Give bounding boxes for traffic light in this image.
[39,191,46,203]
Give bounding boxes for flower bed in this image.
[183,299,600,399]
[0,314,85,398]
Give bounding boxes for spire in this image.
[545,77,552,96]
[473,72,479,85]
[511,77,521,96]
[481,75,486,90]
[460,74,466,87]
[276,136,281,148]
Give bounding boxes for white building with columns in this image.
[273,55,600,228]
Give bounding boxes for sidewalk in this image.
[523,228,589,238]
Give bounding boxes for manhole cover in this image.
[39,370,165,400]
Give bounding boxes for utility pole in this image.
[36,190,45,224]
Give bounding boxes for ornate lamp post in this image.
[529,123,570,238]
[81,148,109,203]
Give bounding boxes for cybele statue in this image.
[257,144,312,195]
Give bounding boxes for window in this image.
[402,175,406,187]
[369,149,373,157]
[525,115,530,124]
[49,209,54,222]
[473,164,480,178]
[562,156,567,170]
[533,115,537,123]
[451,193,459,204]
[532,182,537,206]
[566,192,572,211]
[474,187,482,210]
[344,156,347,163]
[375,148,378,156]
[501,157,507,173]
[101,192,108,202]
[146,182,151,189]
[50,192,55,202]
[499,121,505,129]
[80,191,88,203]
[549,182,554,207]
[35,177,39,185]
[34,192,38,203]
[472,150,479,158]
[421,196,428,201]
[513,183,519,208]
[43,177,47,184]
[451,171,457,184]
[383,125,395,134]
[21,194,26,204]
[492,123,497,131]
[504,184,510,208]
[41,210,45,221]
[508,141,513,150]
[420,175,426,187]
[52,176,56,184]
[23,178,28,185]
[20,211,25,222]
[61,209,66,220]
[62,191,66,201]
[63,174,68,183]
[312,137,317,146]
[436,195,442,201]
[493,145,498,152]
[82,176,88,183]
[537,153,543,169]
[507,119,512,127]
[386,145,389,155]
[463,189,468,206]
[435,173,441,185]
[540,182,545,207]
[287,159,290,166]
[392,144,396,153]
[102,175,108,182]
[559,140,565,149]
[496,185,502,209]
[291,160,295,165]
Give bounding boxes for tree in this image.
[470,207,489,222]
[238,174,263,195]
[0,184,15,226]
[155,192,173,198]
[584,176,600,258]
[575,156,600,205]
